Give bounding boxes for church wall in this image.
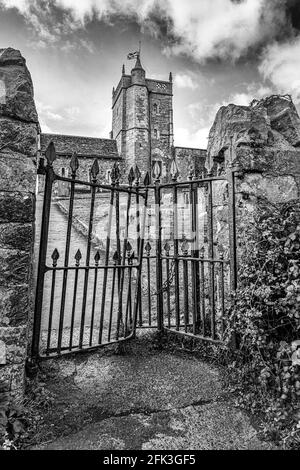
[0,48,38,405]
[125,85,150,174]
[174,147,207,180]
[150,92,173,172]
[49,156,123,196]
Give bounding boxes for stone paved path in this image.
[31,333,275,450]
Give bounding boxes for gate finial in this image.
[153,161,161,182]
[51,248,59,266]
[143,171,150,186]
[170,159,178,181]
[70,153,79,176]
[75,249,82,266]
[45,141,56,166]
[128,167,135,186]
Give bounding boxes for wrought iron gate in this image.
[32,143,237,360]
[32,143,149,359]
[152,162,237,344]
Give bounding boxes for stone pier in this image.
[0,48,38,404]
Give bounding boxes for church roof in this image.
[40,133,120,159]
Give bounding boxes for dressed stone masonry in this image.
[0,48,38,404]
[207,94,300,257]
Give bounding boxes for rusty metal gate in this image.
[31,143,150,360]
[152,161,237,344]
[31,143,237,361]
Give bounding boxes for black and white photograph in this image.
[0,0,299,456]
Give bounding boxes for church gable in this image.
[41,133,120,159]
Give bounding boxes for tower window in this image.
[106,170,111,183]
[153,128,159,139]
[153,102,160,114]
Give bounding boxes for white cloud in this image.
[175,127,210,149]
[259,38,300,104]
[174,73,199,90]
[36,101,64,122]
[0,0,289,61]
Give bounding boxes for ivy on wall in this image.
[227,198,300,448]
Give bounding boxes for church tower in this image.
[111,54,174,179]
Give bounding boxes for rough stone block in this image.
[0,192,35,223]
[0,223,33,251]
[0,285,30,327]
[238,174,298,204]
[0,340,6,365]
[0,248,31,286]
[0,154,36,191]
[0,117,38,157]
[0,363,25,394]
[0,48,38,123]
[0,327,27,365]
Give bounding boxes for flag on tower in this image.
[127,51,139,60]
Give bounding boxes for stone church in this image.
[40,55,206,189]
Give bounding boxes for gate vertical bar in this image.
[170,163,180,332]
[78,159,99,350]
[31,143,56,359]
[227,165,238,348]
[207,172,216,339]
[154,173,163,332]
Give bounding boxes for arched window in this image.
[61,168,65,177]
[106,170,111,183]
[153,128,158,139]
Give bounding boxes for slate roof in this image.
[41,133,120,159]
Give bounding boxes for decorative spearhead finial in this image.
[188,165,194,180]
[153,161,161,182]
[135,165,141,185]
[128,167,135,186]
[122,64,125,75]
[91,159,100,182]
[164,242,170,255]
[51,248,60,266]
[170,159,178,181]
[94,250,101,266]
[143,171,150,186]
[45,141,56,166]
[70,153,79,176]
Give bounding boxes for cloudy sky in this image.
[0,0,300,149]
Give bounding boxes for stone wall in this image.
[207,95,300,265]
[0,48,38,405]
[174,147,207,180]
